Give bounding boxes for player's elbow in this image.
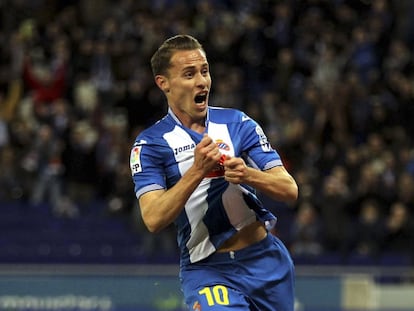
[143,217,164,233]
[146,225,161,234]
[139,197,167,233]
[286,183,299,203]
[142,214,171,233]
[268,183,298,204]
[277,179,299,204]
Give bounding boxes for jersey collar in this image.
[167,107,210,128]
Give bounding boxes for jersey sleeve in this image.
[238,112,283,170]
[130,137,166,199]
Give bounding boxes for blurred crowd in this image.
[1,0,414,263]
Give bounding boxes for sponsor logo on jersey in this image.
[130,146,142,174]
[174,143,196,155]
[242,114,250,122]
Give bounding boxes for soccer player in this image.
[130,34,298,311]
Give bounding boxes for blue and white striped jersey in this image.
[130,106,282,266]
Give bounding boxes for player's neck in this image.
[189,122,206,134]
[170,108,207,133]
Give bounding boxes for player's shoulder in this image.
[208,106,252,123]
[133,115,173,145]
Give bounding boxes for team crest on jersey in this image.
[130,146,142,174]
[215,139,230,151]
[203,138,230,178]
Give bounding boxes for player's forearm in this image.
[245,167,298,204]
[140,165,206,233]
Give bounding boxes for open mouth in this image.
[194,93,207,104]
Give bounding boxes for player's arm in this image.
[139,134,221,233]
[223,157,298,204]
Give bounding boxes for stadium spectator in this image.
[382,202,414,258]
[22,49,69,122]
[345,198,385,258]
[289,201,324,258]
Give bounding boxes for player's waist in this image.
[217,220,267,253]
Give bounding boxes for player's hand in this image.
[222,156,249,184]
[194,134,222,174]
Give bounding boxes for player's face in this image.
[163,49,211,127]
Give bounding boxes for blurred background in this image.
[0,0,414,310]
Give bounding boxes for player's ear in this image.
[155,75,170,93]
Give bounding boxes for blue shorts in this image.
[179,234,295,311]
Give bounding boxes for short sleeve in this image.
[238,113,283,170]
[130,139,166,198]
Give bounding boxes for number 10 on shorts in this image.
[199,285,230,306]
